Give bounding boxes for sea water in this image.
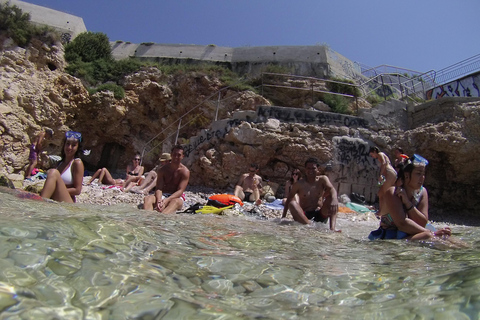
[0,191,479,319]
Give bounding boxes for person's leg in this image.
[25,159,37,179]
[40,169,74,203]
[287,200,310,224]
[234,185,245,201]
[141,178,157,194]
[251,188,262,205]
[144,195,156,210]
[163,197,184,214]
[87,168,102,184]
[99,168,116,185]
[320,196,337,230]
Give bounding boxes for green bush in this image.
[64,31,112,63]
[322,93,352,114]
[88,83,125,99]
[327,77,361,97]
[0,2,59,47]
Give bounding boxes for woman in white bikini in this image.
[40,131,84,203]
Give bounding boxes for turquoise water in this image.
[0,191,479,319]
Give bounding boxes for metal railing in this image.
[140,80,257,162]
[260,72,358,111]
[431,53,480,86]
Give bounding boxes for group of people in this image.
[29,129,451,240]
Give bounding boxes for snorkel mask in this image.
[65,131,82,142]
[412,154,429,166]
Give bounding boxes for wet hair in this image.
[250,163,259,170]
[304,157,320,168]
[396,156,423,185]
[396,147,404,153]
[369,146,379,154]
[60,136,84,160]
[171,144,185,153]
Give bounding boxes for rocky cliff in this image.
[1,39,479,218]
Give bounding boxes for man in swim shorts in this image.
[282,157,340,231]
[143,145,190,214]
[234,163,263,205]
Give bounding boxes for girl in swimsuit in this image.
[282,168,301,206]
[40,131,84,203]
[121,153,145,191]
[369,154,451,240]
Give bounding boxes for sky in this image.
[20,0,480,73]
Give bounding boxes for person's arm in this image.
[68,159,84,196]
[322,176,339,231]
[378,153,387,176]
[138,166,145,176]
[154,168,165,211]
[284,180,292,199]
[406,188,429,227]
[282,181,299,218]
[384,187,428,235]
[236,174,246,188]
[35,132,46,152]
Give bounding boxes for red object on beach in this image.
[208,194,244,207]
[0,186,45,201]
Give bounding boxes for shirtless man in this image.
[282,157,340,231]
[143,145,190,213]
[234,163,263,205]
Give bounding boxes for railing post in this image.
[381,75,387,101]
[214,91,221,121]
[398,74,403,100]
[174,118,182,145]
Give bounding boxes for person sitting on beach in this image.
[87,153,143,186]
[143,145,190,213]
[282,157,340,231]
[369,154,452,240]
[282,168,301,206]
[234,163,263,205]
[40,131,84,203]
[127,153,171,194]
[121,153,145,190]
[25,128,54,179]
[369,146,397,214]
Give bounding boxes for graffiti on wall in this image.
[257,106,368,128]
[184,119,241,157]
[426,73,480,100]
[333,137,372,166]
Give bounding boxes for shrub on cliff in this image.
[0,2,59,47]
[65,31,112,63]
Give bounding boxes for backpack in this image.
[207,194,244,207]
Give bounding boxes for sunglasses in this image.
[292,172,299,176]
[66,131,82,141]
[134,158,141,161]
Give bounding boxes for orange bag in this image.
[207,194,244,207]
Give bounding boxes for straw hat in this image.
[159,153,171,161]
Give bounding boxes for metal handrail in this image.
[140,80,257,161]
[432,53,480,86]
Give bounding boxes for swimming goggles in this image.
[412,154,429,166]
[65,131,82,141]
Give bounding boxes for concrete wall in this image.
[110,42,363,79]
[407,96,480,129]
[2,0,86,42]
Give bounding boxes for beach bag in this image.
[207,194,243,207]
